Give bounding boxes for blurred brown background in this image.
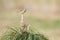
[0,0,60,40]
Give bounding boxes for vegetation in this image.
[0,24,48,40]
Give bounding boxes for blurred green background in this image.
[0,0,60,40]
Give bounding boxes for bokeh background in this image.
[0,0,60,40]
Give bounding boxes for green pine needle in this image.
[0,25,48,40]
